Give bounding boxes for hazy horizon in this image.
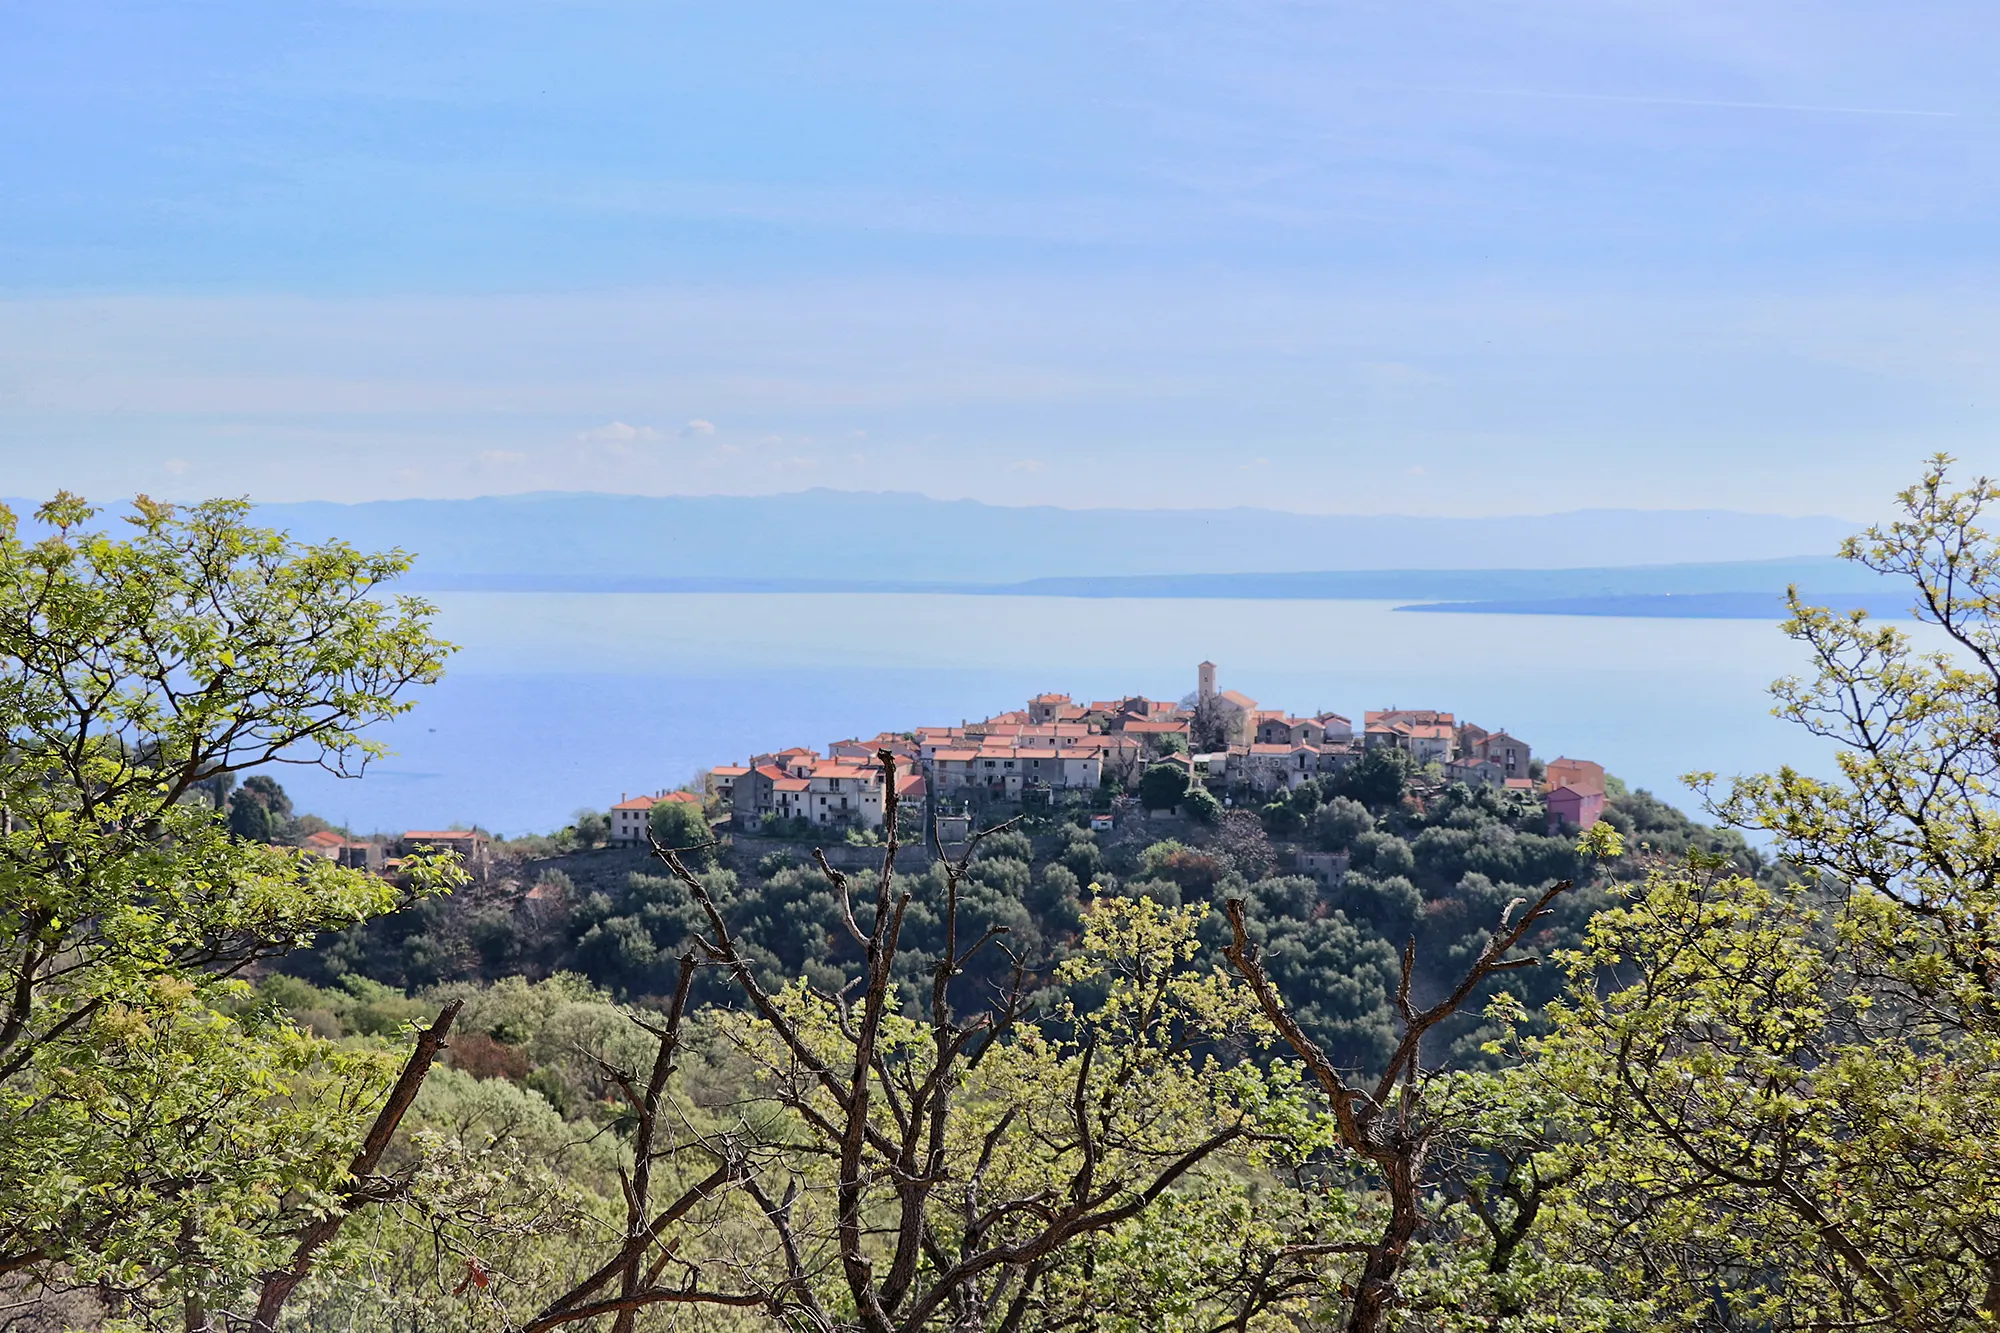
[166,486,1874,525]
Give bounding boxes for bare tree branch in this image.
[248,1000,463,1333]
[1221,880,1575,1333]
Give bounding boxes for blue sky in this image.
[2,0,1996,514]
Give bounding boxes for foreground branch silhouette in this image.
[1222,879,1574,1333]
[527,750,1277,1331]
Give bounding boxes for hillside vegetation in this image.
[298,778,1776,1079]
[12,461,2000,1333]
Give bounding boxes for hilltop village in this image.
[613,660,1610,845]
[288,663,1610,880]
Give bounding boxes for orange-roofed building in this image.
[750,746,821,778]
[707,765,749,802]
[303,829,347,858]
[1545,757,1606,798]
[1315,711,1353,734]
[801,761,885,828]
[1366,708,1456,730]
[928,748,981,791]
[1027,692,1073,724]
[610,793,661,845]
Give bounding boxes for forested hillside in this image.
[293,774,1776,1080]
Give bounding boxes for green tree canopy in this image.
[1335,746,1414,810]
[1138,760,1193,810]
[1531,458,2000,1328]
[646,797,713,867]
[0,494,460,1321]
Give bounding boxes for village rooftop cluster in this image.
[606,662,1612,845]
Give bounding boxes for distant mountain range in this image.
[367,557,1891,606]
[228,490,1864,583]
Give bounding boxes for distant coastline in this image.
[1396,592,1915,620]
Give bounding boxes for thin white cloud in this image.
[1007,459,1047,473]
[0,279,1983,515]
[576,421,661,443]
[681,418,716,437]
[1390,83,1958,118]
[163,458,189,475]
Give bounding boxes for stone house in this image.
[399,829,490,872]
[1465,729,1533,782]
[1229,743,1320,794]
[1444,755,1509,789]
[731,765,787,828]
[1027,693,1073,724]
[1365,715,1456,764]
[1293,848,1351,889]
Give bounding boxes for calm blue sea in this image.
[278,593,1845,838]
